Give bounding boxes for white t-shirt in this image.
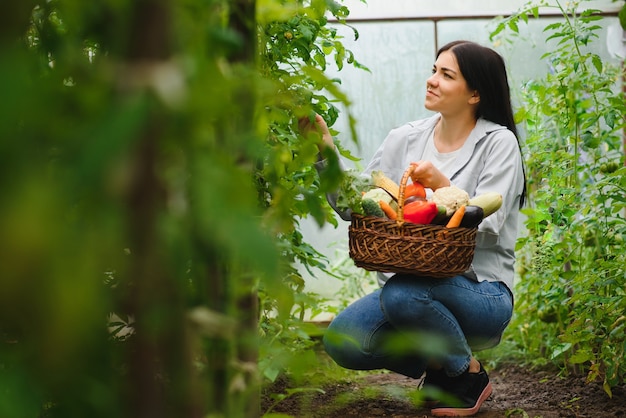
[421,129,460,199]
[422,129,461,178]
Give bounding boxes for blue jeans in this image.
[323,274,513,378]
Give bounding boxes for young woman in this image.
[302,40,526,417]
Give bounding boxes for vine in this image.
[256,0,370,390]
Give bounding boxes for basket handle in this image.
[396,163,418,226]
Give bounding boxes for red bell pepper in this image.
[403,200,438,224]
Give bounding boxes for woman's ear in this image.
[469,91,480,105]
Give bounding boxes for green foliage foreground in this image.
[0,0,364,417]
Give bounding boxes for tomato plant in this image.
[491,0,626,395]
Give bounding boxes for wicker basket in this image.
[348,165,477,278]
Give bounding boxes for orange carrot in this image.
[445,205,466,228]
[378,200,397,220]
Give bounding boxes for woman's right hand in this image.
[410,160,450,190]
[298,113,335,151]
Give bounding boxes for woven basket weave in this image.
[348,165,477,278]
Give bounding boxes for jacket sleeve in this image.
[473,130,524,247]
[314,156,353,221]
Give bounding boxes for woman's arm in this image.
[300,114,354,220]
[472,131,524,245]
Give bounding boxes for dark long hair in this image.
[437,40,527,207]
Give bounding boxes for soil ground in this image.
[262,363,626,417]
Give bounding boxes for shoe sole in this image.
[430,381,493,417]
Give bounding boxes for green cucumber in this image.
[468,192,502,218]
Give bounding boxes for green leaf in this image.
[543,22,563,33]
[532,6,539,19]
[604,109,617,129]
[569,348,593,364]
[520,13,528,24]
[326,0,349,19]
[591,54,603,74]
[603,380,613,398]
[489,22,506,40]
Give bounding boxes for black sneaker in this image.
[430,363,492,417]
[420,368,451,406]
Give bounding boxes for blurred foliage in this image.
[491,0,626,397]
[0,0,367,417]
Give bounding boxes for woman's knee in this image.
[380,275,431,325]
[322,319,366,369]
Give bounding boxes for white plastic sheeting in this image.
[338,0,619,20]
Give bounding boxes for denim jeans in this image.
[323,274,513,379]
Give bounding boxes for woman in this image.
[303,40,526,417]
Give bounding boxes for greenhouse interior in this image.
[1,0,625,417]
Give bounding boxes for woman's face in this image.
[424,50,478,115]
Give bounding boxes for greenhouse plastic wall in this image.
[300,0,624,308]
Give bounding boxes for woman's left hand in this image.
[298,113,334,151]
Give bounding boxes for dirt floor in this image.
[262,363,626,417]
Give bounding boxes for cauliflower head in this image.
[431,185,470,216]
[362,187,394,205]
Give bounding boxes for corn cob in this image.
[371,171,399,200]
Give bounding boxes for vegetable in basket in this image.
[371,170,400,199]
[445,204,467,228]
[405,181,426,200]
[335,169,373,215]
[378,200,397,220]
[403,200,439,224]
[431,185,470,216]
[468,192,502,218]
[459,205,485,228]
[361,198,385,217]
[362,187,394,205]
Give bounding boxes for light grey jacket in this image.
[324,114,525,292]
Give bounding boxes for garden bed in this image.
[263,363,626,417]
